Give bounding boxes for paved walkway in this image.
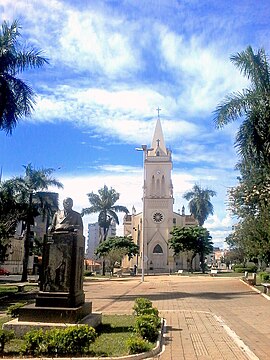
[84,275,270,360]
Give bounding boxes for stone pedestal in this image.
[18,302,92,323]
[36,232,85,307]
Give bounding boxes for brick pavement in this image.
[84,275,270,360]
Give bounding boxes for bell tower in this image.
[142,109,174,272]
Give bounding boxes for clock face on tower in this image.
[152,211,164,223]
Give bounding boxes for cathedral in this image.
[123,115,199,273]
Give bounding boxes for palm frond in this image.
[14,50,49,73]
[214,90,252,128]
[231,46,270,93]
[0,20,48,133]
[107,210,120,225]
[111,205,129,214]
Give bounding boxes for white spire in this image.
[151,116,167,155]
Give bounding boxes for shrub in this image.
[21,325,97,356]
[0,329,15,354]
[233,265,257,273]
[260,272,270,282]
[133,297,153,316]
[126,336,152,354]
[21,329,46,356]
[84,271,93,277]
[134,314,160,342]
[7,302,26,318]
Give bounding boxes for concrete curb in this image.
[240,278,270,301]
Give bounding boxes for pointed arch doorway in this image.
[150,243,166,271]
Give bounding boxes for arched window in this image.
[152,175,155,196]
[153,244,163,253]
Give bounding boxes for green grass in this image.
[90,314,138,356]
[0,284,38,294]
[0,285,18,295]
[1,314,155,357]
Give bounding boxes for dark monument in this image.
[36,197,85,310]
[3,198,101,335]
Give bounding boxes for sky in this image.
[1,0,270,248]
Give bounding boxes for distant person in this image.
[49,197,83,233]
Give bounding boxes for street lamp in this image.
[136,145,153,282]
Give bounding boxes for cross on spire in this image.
[156,107,161,118]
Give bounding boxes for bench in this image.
[210,269,218,276]
[261,283,270,295]
[114,270,122,278]
[176,270,184,275]
[17,284,25,292]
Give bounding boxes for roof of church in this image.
[149,117,167,156]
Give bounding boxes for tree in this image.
[169,226,213,272]
[0,20,48,134]
[221,247,245,268]
[82,185,129,241]
[214,46,270,169]
[183,184,216,226]
[0,180,29,263]
[226,209,270,266]
[214,47,270,261]
[10,164,63,281]
[82,185,129,275]
[95,236,139,275]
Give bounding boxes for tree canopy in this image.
[0,20,48,134]
[82,185,129,242]
[183,184,216,226]
[95,236,139,274]
[169,226,213,272]
[214,46,270,265]
[7,164,63,281]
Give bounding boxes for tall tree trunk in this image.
[190,252,197,273]
[21,192,32,282]
[200,251,206,273]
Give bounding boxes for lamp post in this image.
[136,145,152,282]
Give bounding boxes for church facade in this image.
[123,116,199,273]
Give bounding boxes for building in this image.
[3,192,58,274]
[86,221,116,259]
[123,115,199,273]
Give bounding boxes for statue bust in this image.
[49,197,83,233]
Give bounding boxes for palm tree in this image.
[10,164,63,281]
[82,185,129,275]
[183,184,216,226]
[0,20,48,134]
[82,185,129,241]
[0,180,28,263]
[214,46,270,168]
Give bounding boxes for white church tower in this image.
[123,111,198,274]
[142,111,174,271]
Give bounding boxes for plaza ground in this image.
[1,274,269,359]
[85,274,269,360]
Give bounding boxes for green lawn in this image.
[90,314,138,357]
[1,314,155,357]
[0,285,18,296]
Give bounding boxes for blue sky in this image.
[1,0,269,246]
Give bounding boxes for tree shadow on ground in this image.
[98,289,260,304]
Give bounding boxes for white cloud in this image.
[33,87,200,145]
[158,25,249,114]
[205,213,235,245]
[58,9,141,78]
